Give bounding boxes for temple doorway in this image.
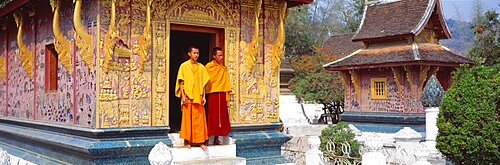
[168,24,224,132]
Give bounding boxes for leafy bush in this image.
[320,122,360,158]
[289,46,344,104]
[436,64,500,164]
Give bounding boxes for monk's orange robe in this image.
[175,60,210,143]
[205,60,232,136]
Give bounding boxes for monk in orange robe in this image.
[175,46,210,150]
[205,47,232,145]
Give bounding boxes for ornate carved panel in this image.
[152,21,168,126]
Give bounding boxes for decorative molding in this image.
[51,0,72,74]
[74,0,94,71]
[225,27,240,123]
[152,20,167,126]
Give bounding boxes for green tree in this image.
[436,64,500,164]
[289,47,344,104]
[469,4,500,65]
[284,0,365,59]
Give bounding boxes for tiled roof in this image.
[352,0,448,41]
[0,0,12,9]
[323,43,473,70]
[322,33,364,58]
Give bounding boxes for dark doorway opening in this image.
[169,25,224,133]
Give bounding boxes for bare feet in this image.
[184,140,191,148]
[214,140,223,145]
[200,144,208,151]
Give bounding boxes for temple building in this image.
[324,0,473,115]
[0,0,312,164]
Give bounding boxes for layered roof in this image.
[323,43,473,70]
[323,33,364,58]
[352,0,450,42]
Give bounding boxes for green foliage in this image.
[320,122,360,157]
[285,5,317,58]
[436,64,500,164]
[289,47,344,104]
[284,0,365,59]
[469,4,500,65]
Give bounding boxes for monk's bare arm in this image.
[202,88,206,105]
[179,80,186,103]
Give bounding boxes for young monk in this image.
[205,47,232,145]
[175,46,210,150]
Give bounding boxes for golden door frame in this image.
[157,21,240,126]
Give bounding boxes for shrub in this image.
[320,122,360,158]
[436,64,500,164]
[289,46,344,104]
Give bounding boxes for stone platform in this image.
[0,117,171,164]
[168,133,245,165]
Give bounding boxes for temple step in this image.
[174,156,246,165]
[168,133,241,163]
[169,133,236,147]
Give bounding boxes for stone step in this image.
[174,156,246,165]
[168,133,235,147]
[170,144,237,162]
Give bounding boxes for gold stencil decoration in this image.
[13,12,33,79]
[51,0,72,74]
[241,0,262,74]
[270,1,286,75]
[74,0,94,71]
[0,57,5,79]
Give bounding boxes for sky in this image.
[441,0,500,21]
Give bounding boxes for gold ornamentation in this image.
[270,1,286,75]
[135,0,152,73]
[418,65,430,98]
[166,0,234,26]
[151,19,167,126]
[0,57,5,79]
[102,0,118,73]
[241,0,262,74]
[349,70,360,101]
[74,0,94,71]
[225,27,240,123]
[13,12,33,79]
[404,66,416,97]
[391,67,403,97]
[51,0,72,75]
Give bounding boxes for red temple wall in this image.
[0,0,97,126]
[344,67,425,113]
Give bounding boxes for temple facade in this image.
[0,0,312,164]
[324,0,473,114]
